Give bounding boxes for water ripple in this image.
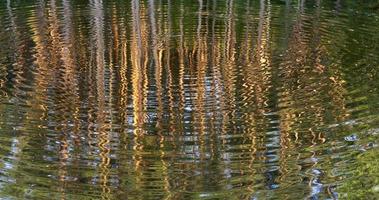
[0,0,379,199]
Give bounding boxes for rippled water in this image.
[0,0,379,199]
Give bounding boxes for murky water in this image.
[0,0,379,199]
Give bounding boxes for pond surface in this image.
[1,0,379,199]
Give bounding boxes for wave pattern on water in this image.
[0,0,379,199]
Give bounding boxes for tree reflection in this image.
[0,0,378,199]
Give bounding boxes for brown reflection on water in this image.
[0,0,378,199]
[275,0,349,197]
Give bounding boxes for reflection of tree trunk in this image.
[256,0,276,190]
[114,6,130,197]
[178,2,185,133]
[30,0,50,120]
[130,0,145,195]
[148,1,172,197]
[222,0,236,119]
[6,0,16,51]
[195,0,207,162]
[277,0,305,190]
[48,0,69,197]
[220,0,237,189]
[119,33,129,126]
[90,0,110,198]
[207,0,223,172]
[148,0,163,133]
[257,0,265,48]
[61,0,80,143]
[131,0,144,133]
[240,1,259,194]
[166,0,175,136]
[163,1,173,197]
[58,0,82,195]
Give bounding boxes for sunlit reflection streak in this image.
[148,0,164,134]
[47,0,70,197]
[221,0,236,155]
[130,0,146,196]
[147,1,173,196]
[194,0,207,162]
[50,0,82,194]
[61,0,82,149]
[131,0,144,132]
[162,1,174,197]
[178,2,185,133]
[221,0,237,122]
[90,0,111,198]
[203,0,220,172]
[237,0,260,193]
[165,0,176,140]
[276,0,308,188]
[0,0,372,199]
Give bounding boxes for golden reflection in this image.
[130,1,145,198]
[275,0,349,192]
[131,0,144,134]
[148,0,163,133]
[90,0,111,199]
[0,0,357,199]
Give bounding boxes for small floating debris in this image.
[344,134,359,142]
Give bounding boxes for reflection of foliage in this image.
[338,148,379,199]
[1,0,379,199]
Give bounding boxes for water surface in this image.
[0,0,379,199]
